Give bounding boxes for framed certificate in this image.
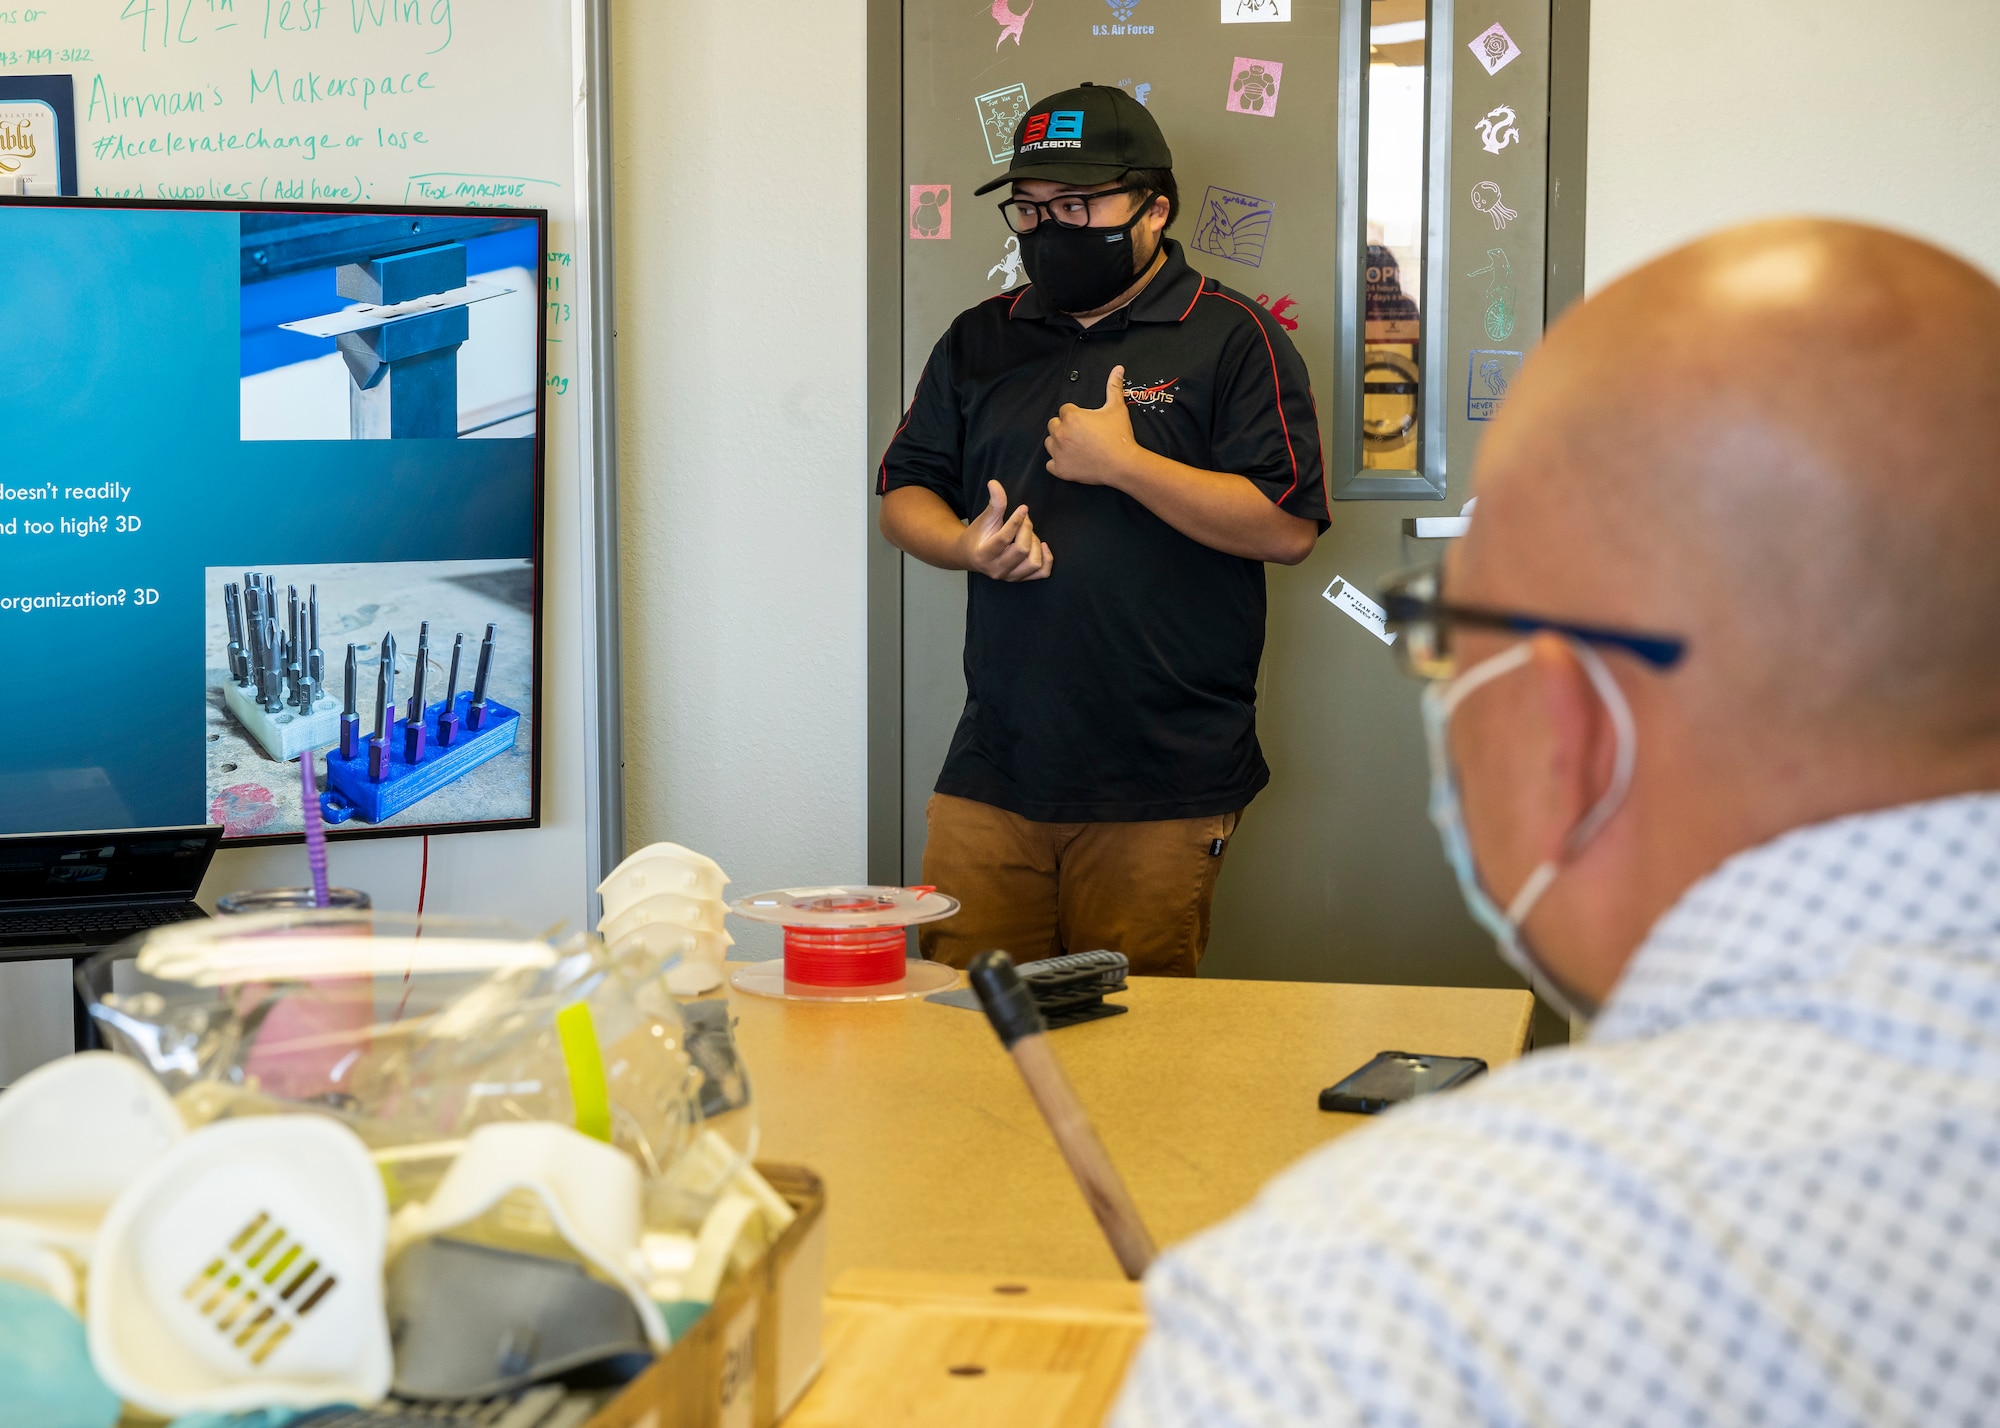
[0,75,77,197]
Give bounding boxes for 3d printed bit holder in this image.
[223,681,343,763]
[320,692,520,825]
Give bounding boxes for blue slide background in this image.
[0,206,537,834]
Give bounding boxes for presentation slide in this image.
[0,201,545,843]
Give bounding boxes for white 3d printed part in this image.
[597,843,734,992]
[0,1051,184,1257]
[223,680,343,762]
[87,1116,391,1416]
[598,842,729,915]
[387,1120,666,1349]
[599,891,729,949]
[607,921,734,995]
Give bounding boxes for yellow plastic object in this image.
[556,1001,613,1143]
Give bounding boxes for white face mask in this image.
[1420,639,1636,1026]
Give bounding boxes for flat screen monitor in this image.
[0,199,546,845]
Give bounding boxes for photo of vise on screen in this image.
[239,212,540,442]
[0,199,546,846]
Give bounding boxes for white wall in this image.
[1587,0,2000,286]
[610,0,871,956]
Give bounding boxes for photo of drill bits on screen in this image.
[204,560,534,839]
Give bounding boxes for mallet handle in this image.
[1007,1031,1157,1280]
[969,949,1156,1280]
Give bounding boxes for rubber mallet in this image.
[967,949,1157,1280]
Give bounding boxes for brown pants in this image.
[917,792,1241,977]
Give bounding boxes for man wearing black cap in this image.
[877,83,1328,976]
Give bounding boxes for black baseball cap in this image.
[972,83,1174,195]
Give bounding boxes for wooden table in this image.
[786,1271,1151,1428]
[729,971,1533,1282]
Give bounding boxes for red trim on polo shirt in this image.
[877,360,930,495]
[1198,289,1303,503]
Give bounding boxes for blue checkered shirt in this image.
[1113,793,2000,1426]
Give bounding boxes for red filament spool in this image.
[731,885,957,1001]
[783,924,907,987]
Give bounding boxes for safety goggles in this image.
[1378,563,1687,681]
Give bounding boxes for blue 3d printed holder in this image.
[318,620,516,825]
[320,691,519,825]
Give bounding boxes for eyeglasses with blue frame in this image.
[1377,563,1688,681]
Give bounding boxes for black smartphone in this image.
[1318,1050,1487,1114]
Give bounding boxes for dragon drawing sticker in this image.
[1254,292,1300,331]
[1474,104,1520,154]
[1192,186,1275,268]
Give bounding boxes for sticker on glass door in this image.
[975,84,1031,164]
[1222,0,1287,22]
[1225,58,1282,115]
[909,186,951,240]
[1192,187,1274,267]
[1469,180,1518,229]
[1467,350,1523,420]
[992,0,1034,48]
[1474,104,1521,153]
[1467,21,1521,74]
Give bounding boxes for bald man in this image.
[1111,219,2000,1425]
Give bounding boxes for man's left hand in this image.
[1047,365,1144,488]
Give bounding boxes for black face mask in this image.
[1020,202,1156,314]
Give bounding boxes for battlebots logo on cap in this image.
[1018,109,1085,152]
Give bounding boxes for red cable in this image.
[391,834,432,1025]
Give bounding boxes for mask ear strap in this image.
[1563,640,1637,857]
[1437,640,1534,719]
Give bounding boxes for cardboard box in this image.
[587,1164,827,1428]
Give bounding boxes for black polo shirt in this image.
[878,239,1328,822]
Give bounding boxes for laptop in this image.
[0,826,222,963]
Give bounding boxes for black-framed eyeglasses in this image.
[997,184,1153,235]
[1378,563,1688,681]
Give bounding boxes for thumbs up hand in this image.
[958,479,1054,582]
[1046,365,1142,488]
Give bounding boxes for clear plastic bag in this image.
[78,910,752,1229]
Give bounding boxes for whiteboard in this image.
[0,0,617,937]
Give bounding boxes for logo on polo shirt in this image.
[1122,375,1181,412]
[1019,110,1085,151]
